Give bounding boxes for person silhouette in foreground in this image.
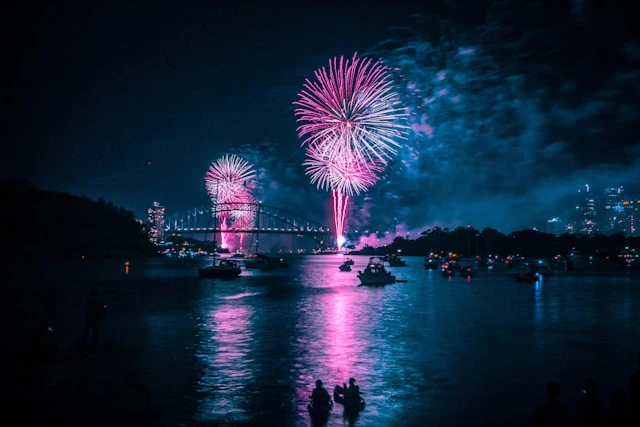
[81,288,106,350]
[576,378,603,427]
[310,380,332,410]
[605,386,630,427]
[630,352,640,423]
[344,378,362,405]
[532,381,569,427]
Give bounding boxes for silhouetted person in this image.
[605,387,630,427]
[532,381,569,427]
[310,380,332,409]
[81,288,106,350]
[576,378,603,427]
[630,352,640,423]
[345,378,359,396]
[344,378,362,407]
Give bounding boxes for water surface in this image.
[27,255,639,426]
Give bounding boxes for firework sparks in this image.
[294,52,408,247]
[204,154,257,249]
[294,53,407,166]
[303,143,382,195]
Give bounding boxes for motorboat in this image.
[339,262,352,272]
[441,261,457,277]
[424,258,439,270]
[516,272,539,282]
[386,252,408,267]
[198,257,242,279]
[243,253,288,270]
[357,257,396,285]
[343,257,354,266]
[442,267,456,277]
[567,250,585,271]
[458,265,477,277]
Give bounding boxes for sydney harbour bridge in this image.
[164,202,332,241]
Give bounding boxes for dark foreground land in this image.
[13,343,163,426]
[9,266,164,426]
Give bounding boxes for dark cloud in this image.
[4,0,638,237]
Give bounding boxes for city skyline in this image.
[153,180,639,241]
[5,0,639,235]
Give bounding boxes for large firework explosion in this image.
[204,154,257,250]
[294,52,408,247]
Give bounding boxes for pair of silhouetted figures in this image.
[533,352,640,427]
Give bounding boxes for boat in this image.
[567,250,585,271]
[357,257,396,285]
[198,257,242,279]
[424,258,439,270]
[441,261,457,277]
[198,189,243,279]
[458,265,477,277]
[339,262,352,272]
[343,257,354,266]
[386,252,408,267]
[515,272,539,282]
[333,384,366,413]
[243,253,288,270]
[243,219,288,269]
[442,267,456,277]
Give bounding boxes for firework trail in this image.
[294,52,408,246]
[204,154,256,249]
[229,194,257,250]
[303,143,384,195]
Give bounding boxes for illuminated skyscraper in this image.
[621,197,638,236]
[574,184,597,235]
[147,201,165,244]
[602,186,625,234]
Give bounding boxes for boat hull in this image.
[358,256,396,284]
[198,267,241,279]
[244,254,288,270]
[515,273,538,282]
[357,275,396,285]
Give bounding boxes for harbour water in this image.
[22,255,639,426]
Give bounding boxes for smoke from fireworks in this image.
[294,52,408,247]
[204,154,256,249]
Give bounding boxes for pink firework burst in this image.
[204,154,256,248]
[205,154,256,204]
[293,52,407,247]
[294,52,407,166]
[303,143,382,195]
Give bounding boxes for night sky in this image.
[5,0,639,236]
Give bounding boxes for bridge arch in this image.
[164,202,332,237]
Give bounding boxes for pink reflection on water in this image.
[197,299,254,422]
[325,292,359,384]
[212,304,251,363]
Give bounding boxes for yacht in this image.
[357,257,396,285]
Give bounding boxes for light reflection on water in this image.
[35,256,640,426]
[195,288,256,422]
